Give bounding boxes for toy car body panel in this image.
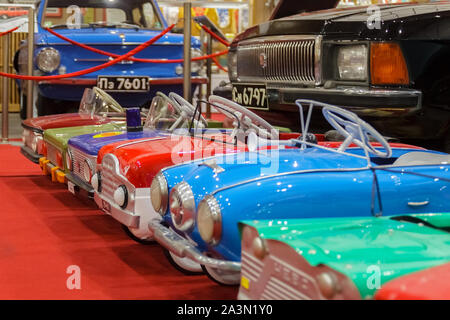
[375,262,450,300]
[20,87,125,163]
[150,100,449,283]
[40,122,126,184]
[223,2,450,150]
[16,0,205,113]
[237,213,450,300]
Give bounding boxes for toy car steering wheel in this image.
[93,87,124,113]
[208,95,278,141]
[169,93,208,129]
[322,105,392,158]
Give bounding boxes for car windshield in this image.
[43,0,163,30]
[144,94,187,130]
[78,88,123,117]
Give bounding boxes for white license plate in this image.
[97,76,150,92]
[68,181,75,195]
[232,83,268,110]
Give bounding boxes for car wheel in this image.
[162,249,203,275]
[0,15,8,20]
[202,265,240,286]
[121,224,155,245]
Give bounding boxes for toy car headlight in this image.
[65,150,73,171]
[150,172,168,216]
[83,159,93,183]
[114,185,128,209]
[337,45,368,81]
[91,172,101,193]
[197,195,222,246]
[170,181,195,232]
[228,50,237,81]
[36,47,61,73]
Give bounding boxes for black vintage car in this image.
[215,0,450,152]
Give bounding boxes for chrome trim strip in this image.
[114,136,168,150]
[149,221,241,271]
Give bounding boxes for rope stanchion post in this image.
[2,32,9,141]
[26,7,35,119]
[183,2,192,103]
[206,32,212,119]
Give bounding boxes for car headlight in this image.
[169,181,195,232]
[65,150,73,171]
[228,50,237,81]
[91,172,101,193]
[197,195,222,245]
[36,47,61,73]
[22,129,29,144]
[150,172,168,216]
[83,159,93,183]
[191,48,204,73]
[30,135,38,153]
[337,45,368,81]
[114,185,128,209]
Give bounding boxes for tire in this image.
[202,264,240,286]
[0,15,8,20]
[162,249,203,275]
[121,224,155,245]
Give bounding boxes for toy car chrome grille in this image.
[46,143,59,166]
[70,147,96,183]
[236,36,318,84]
[100,153,122,201]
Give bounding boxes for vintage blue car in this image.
[149,99,450,285]
[65,91,208,199]
[14,0,204,117]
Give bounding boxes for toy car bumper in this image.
[94,191,140,229]
[38,157,66,184]
[65,173,94,199]
[20,145,41,164]
[149,220,241,272]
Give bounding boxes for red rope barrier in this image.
[0,26,19,37]
[45,27,228,64]
[212,56,228,73]
[200,25,230,47]
[0,24,175,81]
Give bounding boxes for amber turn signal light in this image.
[370,42,409,85]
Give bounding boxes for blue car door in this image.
[375,164,450,215]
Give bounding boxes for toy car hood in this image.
[22,113,111,132]
[68,129,169,156]
[44,122,126,150]
[240,213,450,298]
[97,133,247,188]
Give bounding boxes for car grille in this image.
[100,153,123,202]
[46,143,59,166]
[236,36,318,84]
[69,147,96,183]
[241,248,317,300]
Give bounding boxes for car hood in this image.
[36,28,199,46]
[163,147,369,202]
[44,122,126,150]
[98,133,247,188]
[68,129,170,156]
[270,0,339,20]
[22,113,111,132]
[241,213,450,298]
[233,3,450,42]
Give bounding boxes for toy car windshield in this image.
[144,93,187,131]
[78,87,124,118]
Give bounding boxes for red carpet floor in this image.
[0,145,237,300]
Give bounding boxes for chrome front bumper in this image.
[94,191,140,228]
[149,221,241,272]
